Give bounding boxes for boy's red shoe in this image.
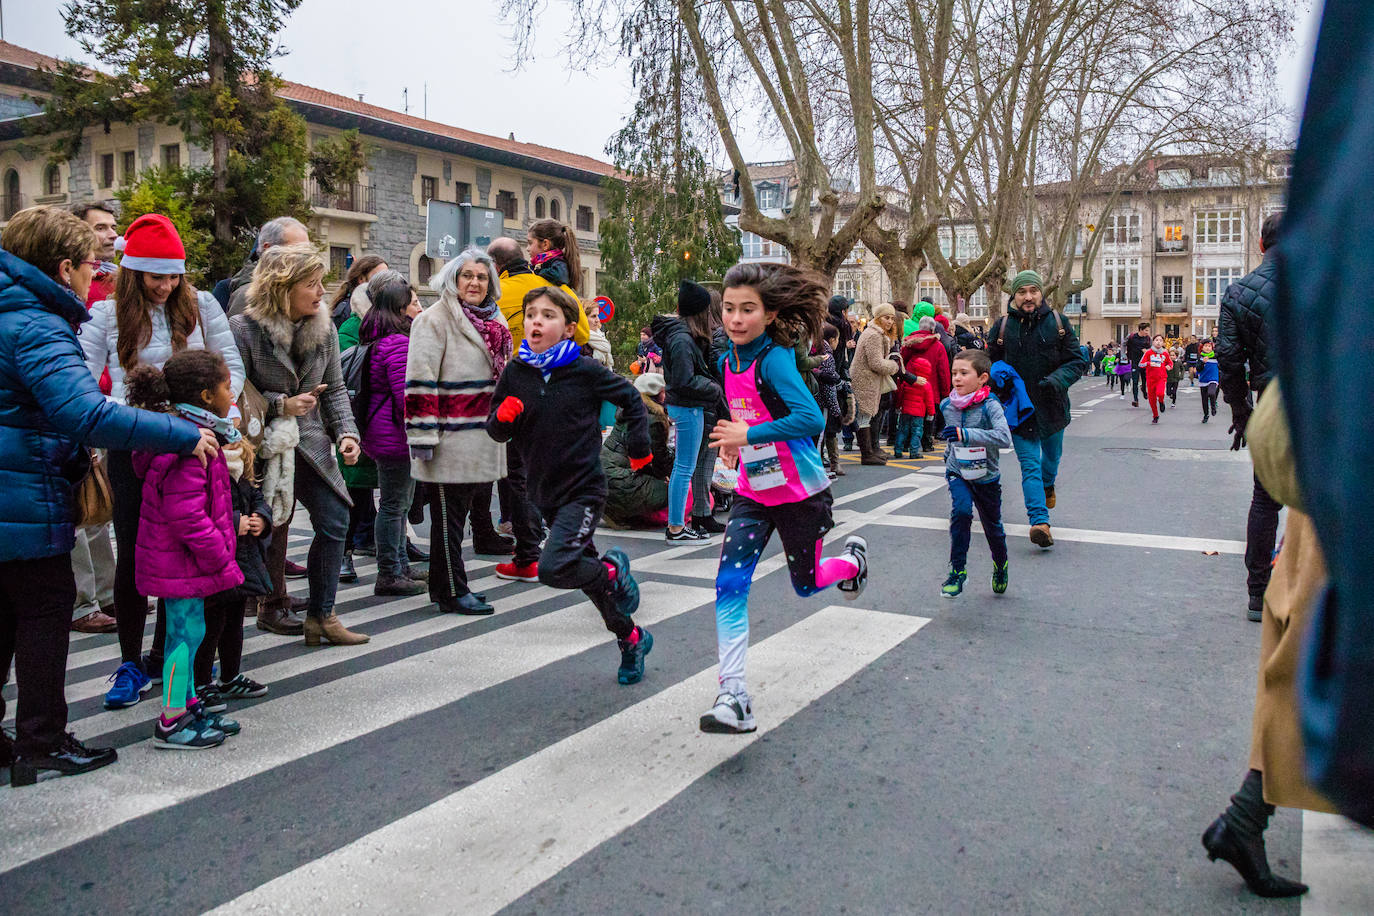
[494,561,539,582]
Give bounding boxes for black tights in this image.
[194,592,246,686]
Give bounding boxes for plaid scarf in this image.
[461,300,512,379]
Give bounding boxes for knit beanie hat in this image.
[120,214,186,274]
[827,294,850,313]
[634,373,665,396]
[914,300,936,319]
[1009,269,1043,293]
[678,280,710,318]
[871,302,896,322]
[934,313,951,332]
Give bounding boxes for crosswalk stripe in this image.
[869,513,1246,554]
[0,580,717,872]
[212,605,930,915]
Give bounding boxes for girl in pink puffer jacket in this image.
[126,349,243,751]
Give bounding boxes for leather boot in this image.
[257,604,305,636]
[857,428,887,466]
[826,434,845,476]
[304,613,370,646]
[868,418,890,460]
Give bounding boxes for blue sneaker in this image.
[617,627,653,685]
[189,700,240,736]
[153,710,225,750]
[601,547,640,617]
[103,661,152,709]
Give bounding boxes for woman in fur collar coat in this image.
[229,243,368,647]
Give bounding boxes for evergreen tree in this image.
[43,0,311,279]
[597,21,740,362]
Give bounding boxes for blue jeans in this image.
[947,475,1007,570]
[374,459,415,578]
[294,456,350,620]
[1011,430,1065,526]
[666,405,704,528]
[894,415,924,455]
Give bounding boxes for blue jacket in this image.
[988,361,1036,431]
[0,248,201,562]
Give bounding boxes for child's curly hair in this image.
[722,262,827,347]
[124,349,230,413]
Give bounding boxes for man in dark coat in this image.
[1125,322,1153,405]
[986,270,1087,548]
[1216,212,1282,622]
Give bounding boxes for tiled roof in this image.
[0,40,617,179]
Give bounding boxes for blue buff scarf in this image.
[518,338,582,377]
[174,402,242,443]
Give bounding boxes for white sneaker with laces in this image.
[700,690,757,733]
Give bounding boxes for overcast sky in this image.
[5,0,1322,166]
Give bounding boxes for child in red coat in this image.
[1138,334,1173,422]
[894,355,937,458]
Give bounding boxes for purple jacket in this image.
[360,333,410,463]
[133,439,243,599]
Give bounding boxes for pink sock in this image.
[604,561,617,582]
[626,626,640,645]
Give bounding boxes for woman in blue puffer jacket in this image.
[0,206,214,787]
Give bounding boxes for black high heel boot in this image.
[1202,769,1308,898]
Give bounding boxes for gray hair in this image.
[257,216,308,251]
[431,246,502,303]
[918,315,937,333]
[367,268,412,314]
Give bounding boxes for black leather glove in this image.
[1228,404,1252,451]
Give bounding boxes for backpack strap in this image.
[994,316,1008,348]
[1052,310,1067,338]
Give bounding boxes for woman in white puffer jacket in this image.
[76,213,245,711]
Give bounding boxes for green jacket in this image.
[336,314,376,490]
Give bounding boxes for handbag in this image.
[237,378,270,449]
[879,372,898,395]
[74,449,114,528]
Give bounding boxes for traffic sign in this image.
[426,200,506,259]
[593,296,615,323]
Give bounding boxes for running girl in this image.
[703,263,868,734]
[1139,334,1173,423]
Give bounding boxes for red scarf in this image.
[530,248,564,269]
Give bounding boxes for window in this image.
[421,175,437,203]
[455,181,471,204]
[954,229,979,261]
[1162,275,1184,306]
[1102,257,1140,304]
[161,144,180,170]
[1164,323,1181,338]
[44,163,61,196]
[417,255,434,286]
[1208,167,1241,186]
[1163,224,1184,242]
[2,169,18,219]
[936,228,953,258]
[917,280,947,309]
[834,273,862,301]
[1103,211,1141,246]
[576,205,594,232]
[967,287,989,318]
[329,246,352,280]
[550,197,560,221]
[1195,266,1243,309]
[100,153,115,189]
[1062,291,1083,315]
[1113,321,1133,343]
[757,185,779,209]
[740,231,781,260]
[534,196,545,219]
[1273,163,1293,180]
[1158,168,1190,188]
[1195,209,1244,245]
[496,190,518,220]
[121,150,136,186]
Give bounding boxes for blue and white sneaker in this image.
[153,711,225,750]
[616,627,653,685]
[602,547,640,617]
[699,690,757,734]
[189,700,240,736]
[103,661,153,709]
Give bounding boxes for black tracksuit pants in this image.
[537,496,633,641]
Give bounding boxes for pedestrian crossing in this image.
[0,504,936,912]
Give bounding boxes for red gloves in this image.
[629,453,653,471]
[496,396,524,423]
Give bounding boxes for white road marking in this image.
[0,582,716,872]
[870,514,1245,554]
[1302,811,1374,915]
[211,606,931,916]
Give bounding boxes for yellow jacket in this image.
[497,270,589,348]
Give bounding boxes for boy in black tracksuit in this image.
[487,285,657,684]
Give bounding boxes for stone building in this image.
[0,40,615,297]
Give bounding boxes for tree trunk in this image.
[207,6,233,248]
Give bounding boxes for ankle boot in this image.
[868,418,890,459]
[1202,769,1308,899]
[303,613,370,647]
[857,428,886,465]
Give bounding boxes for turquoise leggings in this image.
[162,597,206,711]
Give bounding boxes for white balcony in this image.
[1100,302,1143,318]
[1193,303,1221,319]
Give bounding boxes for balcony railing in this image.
[1156,234,1190,254]
[1,192,24,220]
[309,180,375,214]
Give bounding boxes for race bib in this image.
[954,444,989,480]
[739,442,787,491]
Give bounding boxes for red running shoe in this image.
[494,561,539,582]
[284,559,308,579]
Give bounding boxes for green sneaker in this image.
[941,568,967,599]
[992,561,1009,595]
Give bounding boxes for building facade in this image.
[0,41,614,298]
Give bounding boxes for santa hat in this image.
[119,214,186,274]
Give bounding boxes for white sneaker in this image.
[836,535,868,600]
[700,691,757,733]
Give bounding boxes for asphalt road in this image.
[2,375,1362,914]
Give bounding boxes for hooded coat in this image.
[0,249,201,562]
[987,303,1087,439]
[132,440,243,599]
[900,332,953,403]
[601,393,673,524]
[898,356,938,417]
[651,314,723,414]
